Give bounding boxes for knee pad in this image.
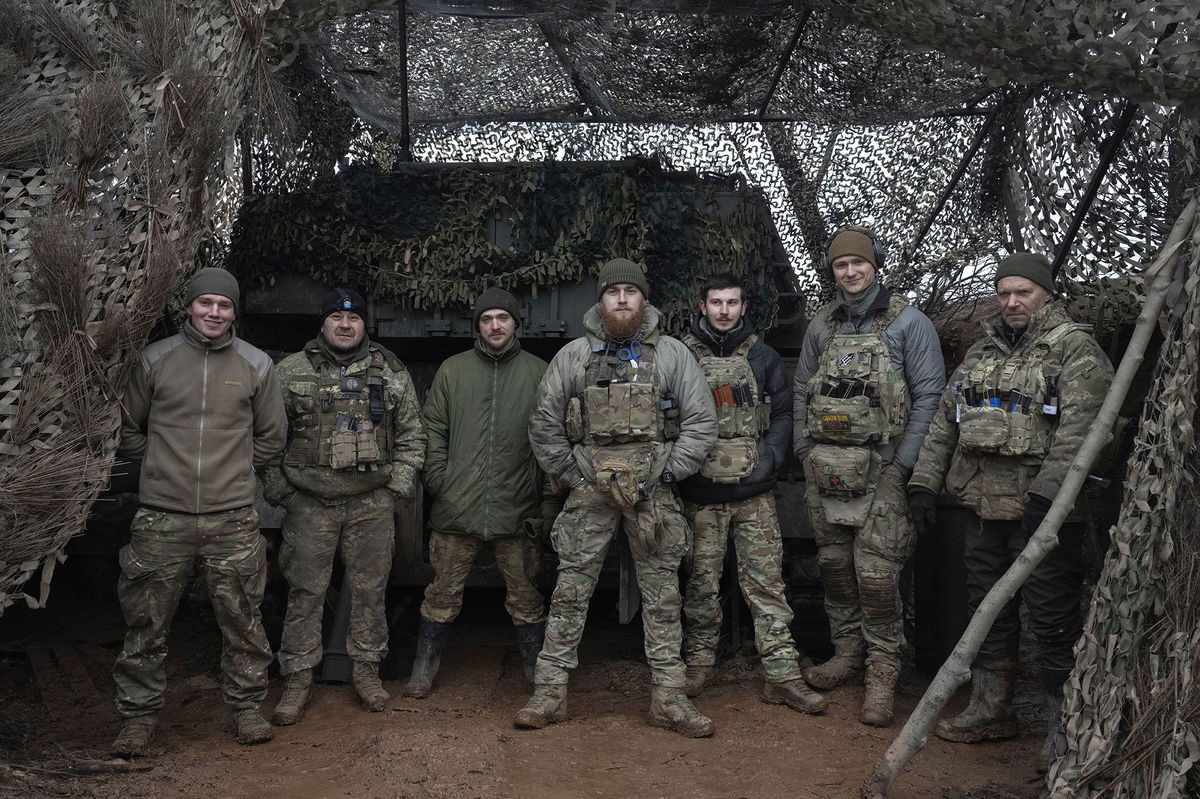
[859,569,899,624]
[817,551,857,604]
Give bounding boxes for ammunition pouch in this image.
[584,380,659,444]
[807,443,878,528]
[806,392,888,446]
[958,405,1051,457]
[699,436,758,484]
[591,443,654,508]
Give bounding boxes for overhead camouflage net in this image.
[1,3,1199,795]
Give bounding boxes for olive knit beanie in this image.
[825,229,878,269]
[596,257,650,300]
[995,252,1055,294]
[186,268,240,313]
[473,287,522,329]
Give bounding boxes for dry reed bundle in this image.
[0,0,35,59]
[106,0,192,80]
[29,214,92,339]
[0,441,102,565]
[70,71,130,208]
[28,0,104,73]
[0,47,67,171]
[231,0,298,144]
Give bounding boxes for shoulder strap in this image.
[734,333,757,358]
[871,294,909,333]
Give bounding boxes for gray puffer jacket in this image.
[529,303,717,487]
[792,286,945,475]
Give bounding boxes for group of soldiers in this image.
[108,229,1112,770]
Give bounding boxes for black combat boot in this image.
[403,618,452,699]
[513,622,545,684]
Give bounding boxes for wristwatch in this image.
[660,468,676,485]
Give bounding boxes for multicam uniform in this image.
[678,318,803,683]
[793,289,944,671]
[528,304,716,687]
[114,321,286,719]
[909,305,1112,690]
[262,337,425,677]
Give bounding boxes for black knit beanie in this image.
[995,253,1055,294]
[473,287,522,329]
[321,287,368,321]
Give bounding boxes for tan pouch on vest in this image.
[329,430,358,470]
[700,437,758,484]
[957,406,1010,454]
[808,444,875,527]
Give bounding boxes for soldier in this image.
[515,258,718,737]
[403,288,549,699]
[678,273,827,715]
[793,228,944,726]
[908,253,1112,763]
[111,267,286,755]
[263,288,425,725]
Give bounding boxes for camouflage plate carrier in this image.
[804,295,909,527]
[682,333,770,484]
[282,348,397,481]
[951,322,1087,457]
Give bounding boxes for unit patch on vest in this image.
[837,353,854,369]
[821,413,850,432]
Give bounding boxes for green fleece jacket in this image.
[118,321,287,513]
[422,337,548,540]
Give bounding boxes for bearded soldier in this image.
[908,253,1112,765]
[263,288,425,725]
[678,273,827,715]
[793,228,944,727]
[515,258,718,737]
[403,288,549,699]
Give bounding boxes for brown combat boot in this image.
[935,660,1019,743]
[352,660,390,712]
[762,679,828,715]
[648,686,715,738]
[803,642,866,690]
[110,715,157,758]
[860,663,899,727]
[233,708,274,745]
[513,684,568,729]
[683,664,714,698]
[272,669,313,726]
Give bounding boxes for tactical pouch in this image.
[807,393,883,446]
[807,444,877,528]
[591,443,654,507]
[957,406,1010,453]
[565,396,584,443]
[355,420,380,465]
[329,430,358,470]
[584,382,657,442]
[699,437,758,484]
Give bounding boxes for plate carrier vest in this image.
[683,332,769,483]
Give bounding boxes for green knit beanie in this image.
[596,257,649,300]
[995,252,1055,294]
[186,267,240,313]
[826,229,878,269]
[473,287,522,329]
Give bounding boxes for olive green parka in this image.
[423,337,548,540]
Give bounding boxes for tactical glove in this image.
[1021,493,1054,536]
[907,487,939,536]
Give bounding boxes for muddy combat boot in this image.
[233,708,274,745]
[683,664,714,698]
[648,686,715,738]
[352,660,390,712]
[935,660,1019,743]
[403,618,451,699]
[803,643,866,690]
[762,679,828,715]
[513,622,545,684]
[1038,693,1068,773]
[272,669,313,726]
[111,715,157,758]
[860,663,899,727]
[513,684,568,729]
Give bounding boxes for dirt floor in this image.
[0,574,1047,799]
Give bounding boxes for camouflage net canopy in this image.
[2,2,1200,796]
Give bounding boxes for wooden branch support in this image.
[861,195,1199,799]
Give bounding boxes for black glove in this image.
[1021,493,1054,535]
[907,487,938,536]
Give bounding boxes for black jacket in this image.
[678,318,793,504]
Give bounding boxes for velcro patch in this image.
[821,414,850,431]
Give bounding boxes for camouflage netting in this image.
[2,2,1199,794]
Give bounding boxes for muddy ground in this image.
[0,568,1046,799]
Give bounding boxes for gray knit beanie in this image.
[186,268,240,313]
[473,287,522,329]
[995,252,1055,294]
[596,257,649,300]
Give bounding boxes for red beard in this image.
[601,306,644,341]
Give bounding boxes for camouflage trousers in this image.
[681,493,803,683]
[277,488,394,676]
[804,463,915,670]
[419,531,547,625]
[535,482,690,688]
[113,506,271,719]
